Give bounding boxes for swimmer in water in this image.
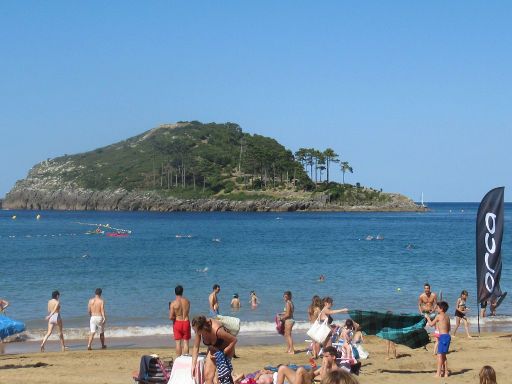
[250,291,260,308]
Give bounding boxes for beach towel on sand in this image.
[348,310,429,349]
[168,354,205,384]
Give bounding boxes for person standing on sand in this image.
[40,290,66,352]
[319,297,349,347]
[452,289,472,338]
[425,301,451,378]
[191,315,237,384]
[308,295,323,358]
[418,283,438,314]
[209,284,221,317]
[279,291,295,354]
[87,288,106,350]
[169,284,191,356]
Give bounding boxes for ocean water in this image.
[1,203,511,341]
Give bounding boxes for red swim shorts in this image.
[173,319,191,340]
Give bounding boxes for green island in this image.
[3,121,422,211]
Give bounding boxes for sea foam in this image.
[22,321,311,341]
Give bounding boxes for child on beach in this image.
[321,370,360,384]
[452,290,472,338]
[479,365,497,384]
[425,301,451,378]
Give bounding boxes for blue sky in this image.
[1,1,511,202]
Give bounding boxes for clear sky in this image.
[1,1,511,202]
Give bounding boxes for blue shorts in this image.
[210,309,219,318]
[438,334,451,354]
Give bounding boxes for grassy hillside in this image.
[45,121,310,197]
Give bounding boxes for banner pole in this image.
[477,299,480,334]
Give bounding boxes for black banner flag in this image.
[476,187,505,304]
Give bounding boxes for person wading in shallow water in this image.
[209,284,221,317]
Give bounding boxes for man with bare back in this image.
[209,284,220,317]
[418,282,438,315]
[87,288,106,350]
[169,285,191,356]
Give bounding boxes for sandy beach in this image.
[1,332,510,384]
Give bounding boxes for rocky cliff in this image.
[3,172,422,212]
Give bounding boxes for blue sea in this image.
[1,203,511,342]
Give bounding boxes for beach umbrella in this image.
[0,316,25,339]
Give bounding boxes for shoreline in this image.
[2,333,511,383]
[1,205,427,213]
[3,323,510,354]
[2,331,308,355]
[12,314,512,345]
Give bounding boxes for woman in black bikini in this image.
[452,290,472,338]
[191,315,237,384]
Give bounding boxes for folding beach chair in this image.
[133,355,172,384]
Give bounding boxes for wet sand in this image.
[1,332,511,383]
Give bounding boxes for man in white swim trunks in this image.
[87,288,106,350]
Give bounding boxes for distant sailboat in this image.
[420,192,427,208]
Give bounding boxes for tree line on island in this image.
[294,147,353,185]
[51,121,385,204]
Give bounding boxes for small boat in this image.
[86,228,104,235]
[106,232,129,238]
[420,192,427,208]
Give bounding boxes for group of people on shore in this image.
[417,282,504,381]
[2,289,107,353]
[170,284,256,384]
[2,281,503,383]
[168,285,361,384]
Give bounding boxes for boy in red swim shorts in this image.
[169,285,191,356]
